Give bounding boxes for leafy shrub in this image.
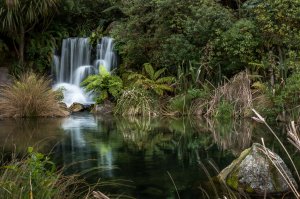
[267,73,300,119]
[214,19,259,75]
[0,72,65,117]
[81,66,123,104]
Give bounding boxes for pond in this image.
[0,113,299,198]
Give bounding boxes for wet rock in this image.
[83,104,94,112]
[218,143,297,195]
[91,101,114,115]
[69,102,85,113]
[57,102,70,117]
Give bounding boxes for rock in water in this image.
[91,100,114,115]
[218,143,298,195]
[69,102,85,112]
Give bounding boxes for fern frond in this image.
[156,77,175,84]
[144,63,155,80]
[154,68,166,80]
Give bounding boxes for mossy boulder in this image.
[218,143,297,195]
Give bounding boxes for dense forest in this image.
[0,0,300,120]
[2,1,300,198]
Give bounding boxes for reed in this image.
[193,71,252,118]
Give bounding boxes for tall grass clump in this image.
[194,71,252,118]
[0,72,67,118]
[114,87,157,117]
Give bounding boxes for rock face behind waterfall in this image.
[218,143,297,195]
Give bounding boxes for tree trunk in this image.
[19,25,25,66]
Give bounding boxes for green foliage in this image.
[214,100,234,121]
[214,19,260,75]
[128,63,175,96]
[81,66,123,104]
[0,0,59,65]
[112,0,234,73]
[26,32,56,72]
[168,88,209,115]
[273,73,300,111]
[243,0,300,48]
[59,0,116,36]
[89,27,104,46]
[0,148,60,198]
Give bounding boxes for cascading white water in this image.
[95,37,117,72]
[52,37,117,107]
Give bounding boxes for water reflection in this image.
[0,118,63,153]
[208,119,253,155]
[0,114,266,198]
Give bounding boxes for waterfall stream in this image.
[52,37,117,107]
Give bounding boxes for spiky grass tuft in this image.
[0,72,67,118]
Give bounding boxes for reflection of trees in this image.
[0,118,63,153]
[116,116,215,161]
[116,116,163,151]
[207,118,253,155]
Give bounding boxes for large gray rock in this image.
[218,143,297,195]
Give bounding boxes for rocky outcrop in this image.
[57,102,70,117]
[218,143,297,195]
[69,102,94,113]
[69,102,85,113]
[91,101,114,115]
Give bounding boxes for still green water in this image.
[0,113,298,198]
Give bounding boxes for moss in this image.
[245,185,254,193]
[226,170,239,190]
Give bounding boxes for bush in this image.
[0,72,66,117]
[81,66,123,104]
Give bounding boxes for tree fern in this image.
[128,63,175,96]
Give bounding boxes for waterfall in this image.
[52,37,117,107]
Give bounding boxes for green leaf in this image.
[99,65,110,77]
[154,68,166,80]
[28,147,33,153]
[144,63,155,80]
[156,77,175,84]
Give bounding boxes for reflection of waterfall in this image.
[59,114,114,177]
[52,37,117,106]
